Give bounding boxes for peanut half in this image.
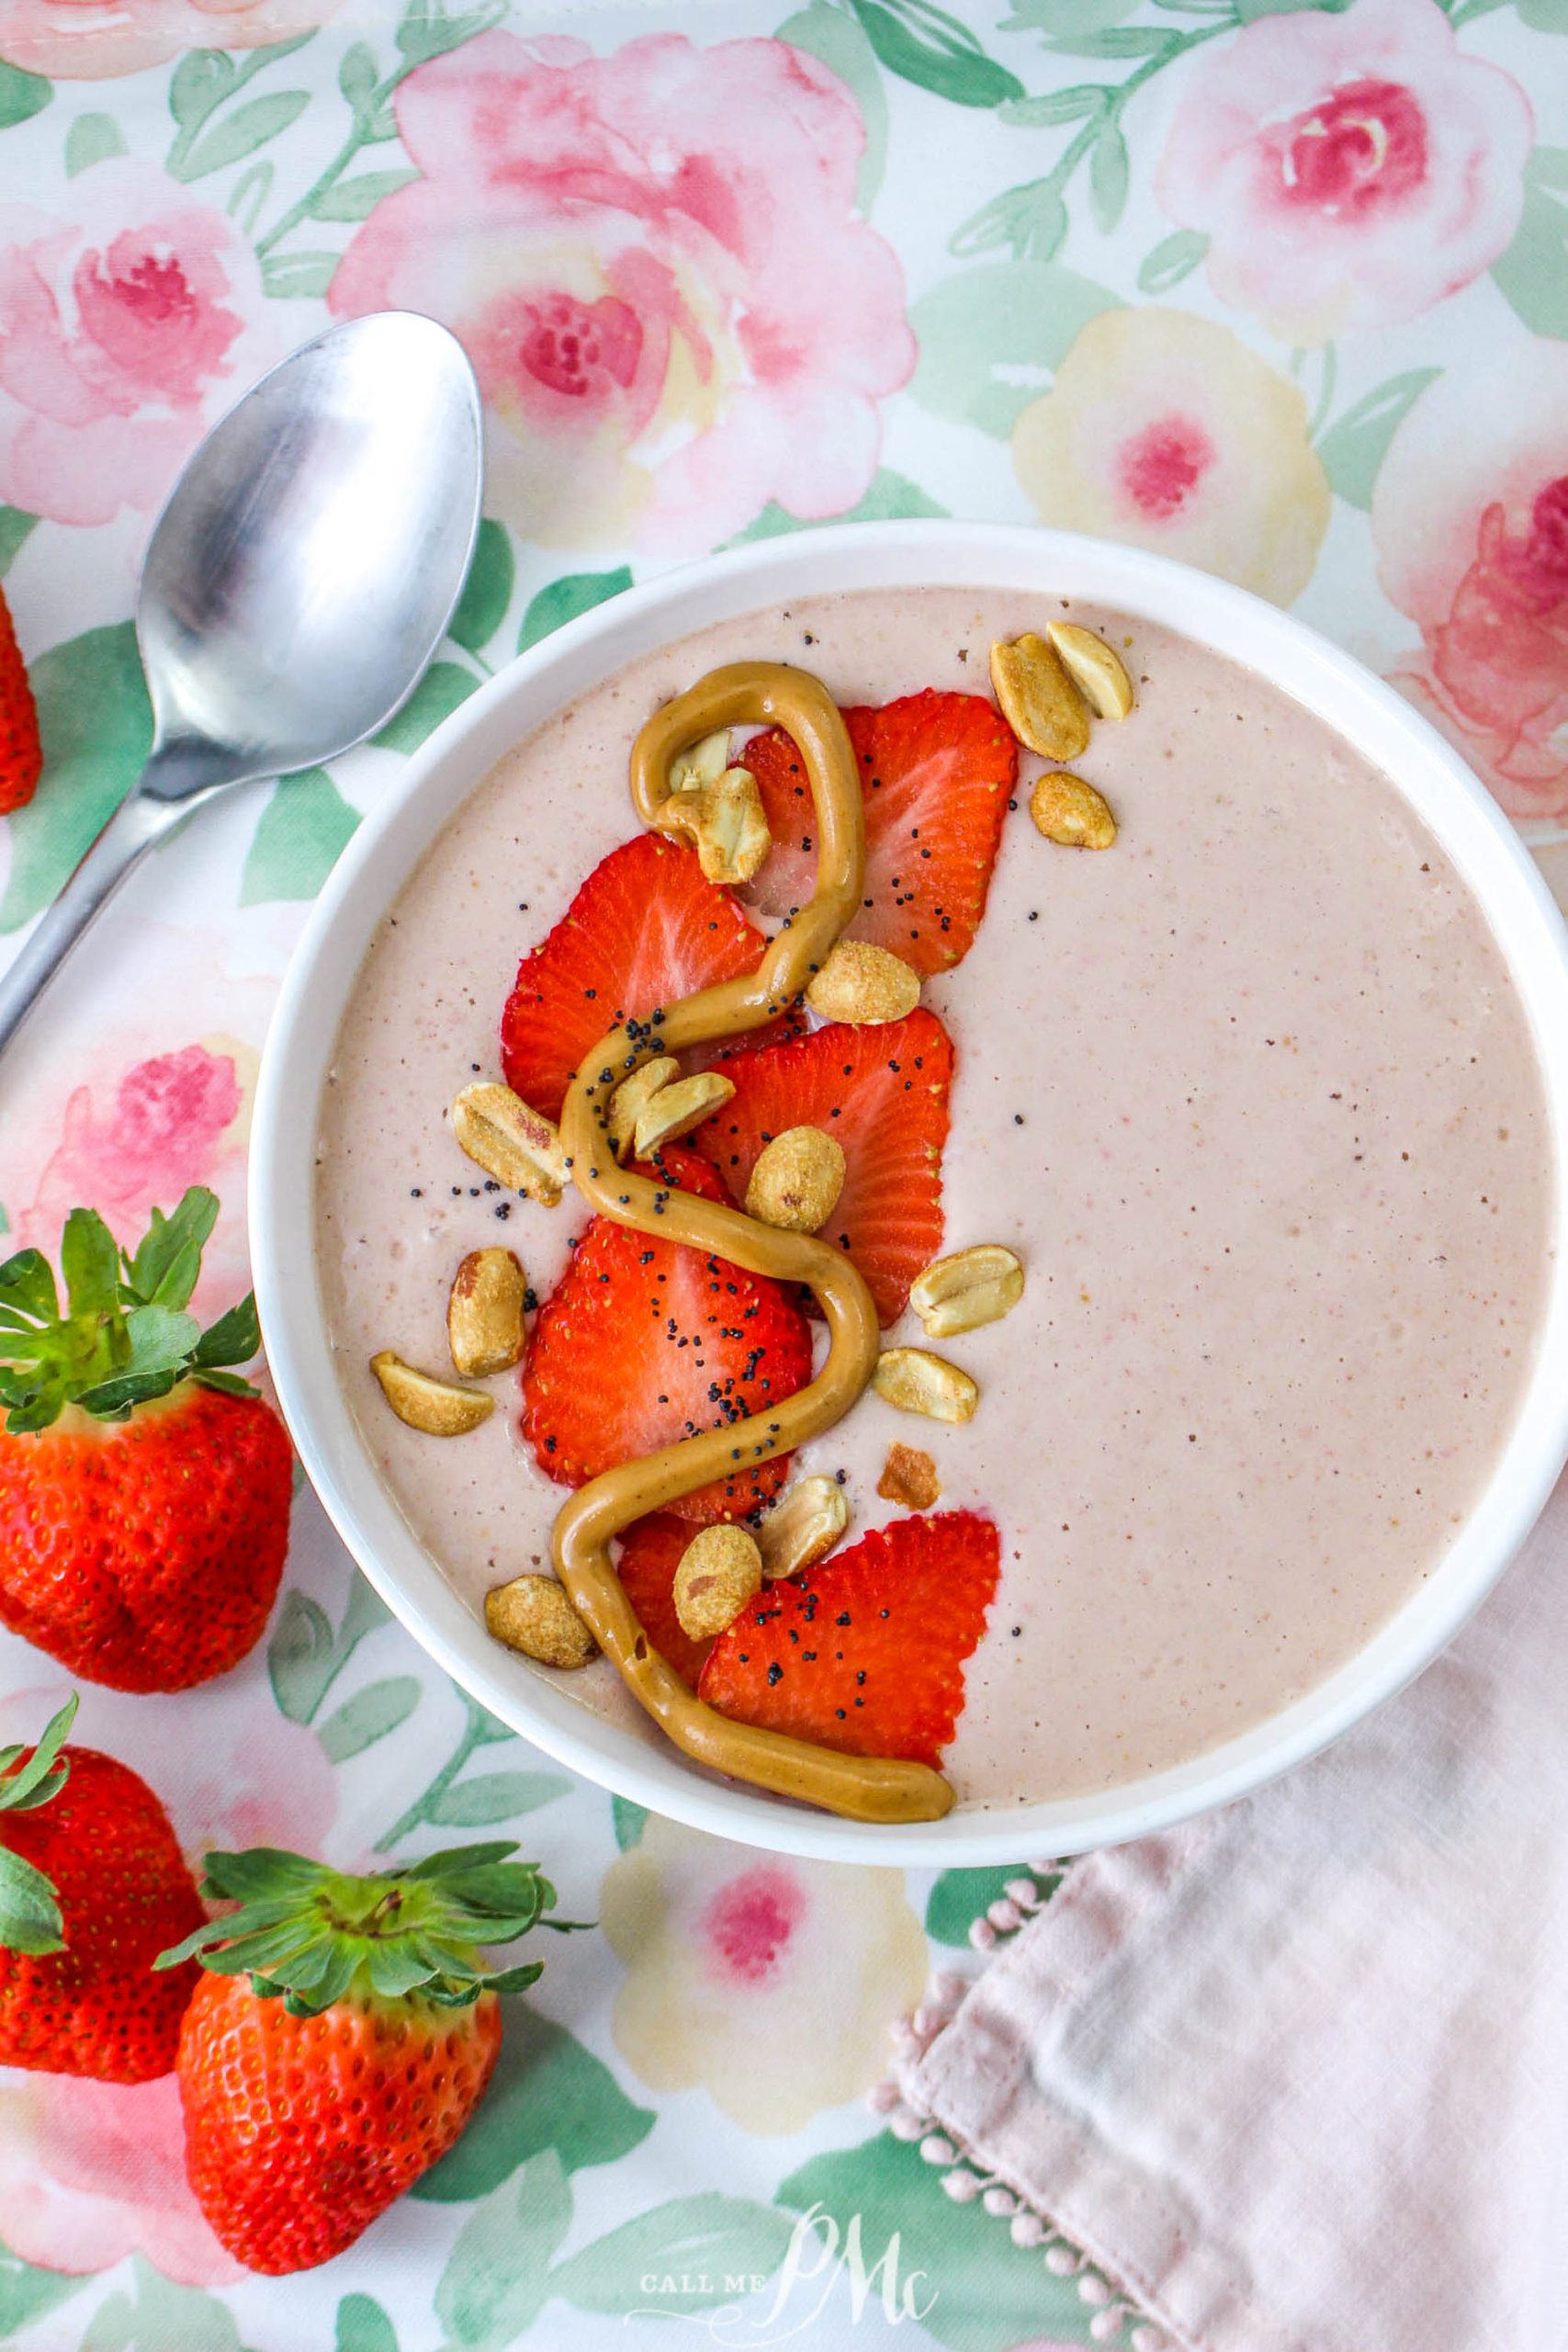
[447,1247,529,1378]
[656,763,772,887]
[877,1442,941,1510]
[756,1475,850,1581]
[452,1081,570,1205]
[871,1347,978,1424]
[633,1069,735,1159]
[909,1244,1025,1339]
[486,1574,596,1668]
[370,1350,494,1436]
[1046,621,1135,720]
[989,631,1090,761]
[607,1057,681,1157]
[745,1125,845,1233]
[669,728,732,797]
[673,1524,763,1640]
[805,939,920,1026]
[1029,771,1117,852]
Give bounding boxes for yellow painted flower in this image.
[601,1816,927,2135]
[1011,307,1330,606]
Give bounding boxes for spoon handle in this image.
[0,778,192,1063]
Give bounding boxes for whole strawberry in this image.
[0,1693,204,2080]
[159,1841,579,2272]
[0,1187,291,1691]
[0,583,41,817]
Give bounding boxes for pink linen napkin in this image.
[895,1475,1568,2352]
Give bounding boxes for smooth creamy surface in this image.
[316,590,1553,1810]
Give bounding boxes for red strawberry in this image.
[615,1512,714,1685]
[501,832,778,1122]
[0,1187,291,1692]
[161,1840,575,2272]
[521,1147,812,1521]
[0,1694,204,2082]
[743,692,1015,973]
[698,1511,999,1768]
[0,586,41,817]
[691,1010,953,1327]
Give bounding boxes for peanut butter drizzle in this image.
[551,662,955,1824]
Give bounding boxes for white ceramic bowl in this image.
[251,523,1568,1864]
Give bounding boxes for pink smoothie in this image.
[315,589,1553,1810]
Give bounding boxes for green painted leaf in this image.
[65,112,125,175]
[261,250,338,299]
[451,520,515,652]
[952,177,1068,263]
[335,2293,398,2352]
[310,167,419,220]
[434,2152,572,2352]
[1089,117,1130,232]
[1235,0,1355,15]
[910,262,1122,435]
[925,1863,1055,1945]
[317,1675,421,1763]
[849,0,1023,105]
[228,157,274,234]
[81,2258,244,2352]
[239,766,359,905]
[1037,24,1176,56]
[550,2195,796,2316]
[415,2003,654,2200]
[778,3,888,209]
[169,49,233,130]
[998,85,1107,126]
[373,660,479,750]
[1493,175,1568,339]
[611,1795,648,1849]
[1316,367,1440,511]
[0,2240,88,2336]
[1137,227,1209,294]
[339,40,379,114]
[518,568,634,653]
[1001,0,1137,28]
[1529,146,1568,191]
[175,89,310,182]
[0,508,37,576]
[0,62,51,130]
[778,2131,1090,2352]
[1517,0,1568,24]
[729,465,947,547]
[426,1770,570,1826]
[0,622,152,935]
[267,1590,335,1723]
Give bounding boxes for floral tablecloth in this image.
[2,0,1566,2343]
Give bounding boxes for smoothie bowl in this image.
[251,524,1568,1864]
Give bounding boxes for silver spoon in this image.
[0,311,484,1058]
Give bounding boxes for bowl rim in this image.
[251,520,1568,1865]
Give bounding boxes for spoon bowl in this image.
[0,311,484,1053]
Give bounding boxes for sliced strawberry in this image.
[690,1010,952,1327]
[520,1146,812,1523]
[743,692,1015,974]
[698,1511,999,1768]
[501,834,773,1121]
[615,1513,713,1687]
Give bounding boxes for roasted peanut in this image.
[452,1081,570,1204]
[656,763,772,886]
[989,631,1090,760]
[877,1442,941,1510]
[607,1057,681,1157]
[447,1248,529,1378]
[633,1069,735,1159]
[909,1244,1025,1339]
[669,728,732,797]
[1046,621,1135,720]
[1029,770,1117,851]
[805,939,920,1026]
[370,1350,494,1436]
[673,1524,763,1640]
[871,1347,978,1424]
[745,1125,846,1233]
[486,1574,595,1668]
[756,1476,850,1581]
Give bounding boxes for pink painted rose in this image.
[0,0,341,83]
[1373,344,1568,822]
[0,161,279,528]
[1156,0,1531,343]
[329,31,914,555]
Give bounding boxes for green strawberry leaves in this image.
[0,1695,78,1957]
[0,1186,263,1431]
[155,1839,589,2018]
